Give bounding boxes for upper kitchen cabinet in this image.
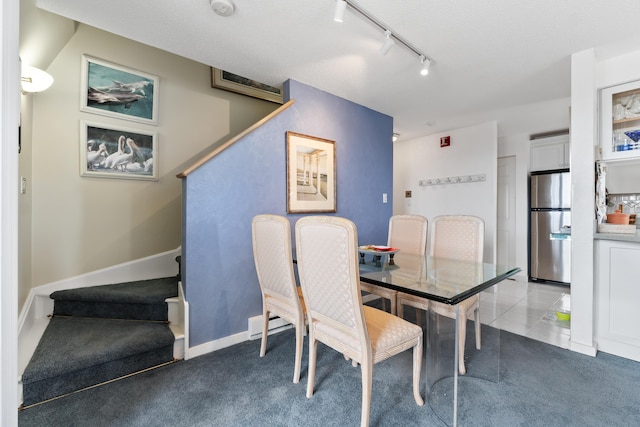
[601,80,640,161]
[530,133,570,172]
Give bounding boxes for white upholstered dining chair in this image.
[360,214,428,314]
[252,214,306,383]
[397,214,484,375]
[295,216,424,427]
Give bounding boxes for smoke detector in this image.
[211,0,235,17]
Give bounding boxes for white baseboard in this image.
[186,315,297,360]
[187,332,249,360]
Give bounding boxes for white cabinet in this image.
[530,134,570,171]
[596,239,640,362]
[600,80,640,161]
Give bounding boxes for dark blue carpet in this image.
[18,326,640,426]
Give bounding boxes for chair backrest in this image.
[252,214,301,310]
[388,214,428,255]
[429,215,484,262]
[295,216,368,357]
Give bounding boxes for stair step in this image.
[21,316,175,406]
[50,277,178,321]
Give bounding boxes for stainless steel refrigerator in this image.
[529,170,571,285]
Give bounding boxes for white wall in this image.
[394,98,572,273]
[25,24,278,295]
[393,121,498,262]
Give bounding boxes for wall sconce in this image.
[21,65,54,93]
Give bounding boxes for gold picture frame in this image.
[286,131,336,213]
[211,67,283,104]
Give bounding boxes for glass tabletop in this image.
[358,252,520,305]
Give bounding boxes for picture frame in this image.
[80,55,159,125]
[80,121,158,181]
[211,67,283,104]
[286,131,336,213]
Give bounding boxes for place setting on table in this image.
[358,244,399,266]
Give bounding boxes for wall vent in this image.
[247,315,292,340]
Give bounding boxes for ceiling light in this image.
[21,65,54,93]
[420,56,431,76]
[333,1,434,75]
[392,133,399,142]
[334,0,347,22]
[380,30,395,56]
[210,0,235,17]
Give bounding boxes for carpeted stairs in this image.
[21,277,179,407]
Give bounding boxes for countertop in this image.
[594,230,640,243]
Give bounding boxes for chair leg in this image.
[474,307,481,350]
[458,312,467,375]
[259,310,269,357]
[293,324,303,383]
[389,294,397,315]
[306,335,318,398]
[413,338,424,406]
[360,357,373,427]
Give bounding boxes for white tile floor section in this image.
[479,278,571,349]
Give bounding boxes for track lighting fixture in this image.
[380,30,395,56]
[334,0,347,23]
[334,0,434,75]
[420,56,431,76]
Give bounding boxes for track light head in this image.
[420,56,431,76]
[380,30,395,56]
[334,0,347,22]
[392,133,399,142]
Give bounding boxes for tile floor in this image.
[479,278,571,349]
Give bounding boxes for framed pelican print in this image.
[80,55,159,125]
[80,121,158,181]
[286,131,336,213]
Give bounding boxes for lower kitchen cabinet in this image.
[596,239,640,362]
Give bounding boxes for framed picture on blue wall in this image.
[286,131,336,213]
[80,55,159,125]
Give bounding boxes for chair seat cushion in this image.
[363,306,422,363]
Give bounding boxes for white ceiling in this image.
[36,0,640,140]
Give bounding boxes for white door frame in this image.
[1,0,21,422]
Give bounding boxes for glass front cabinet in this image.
[600,80,640,160]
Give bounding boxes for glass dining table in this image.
[358,251,521,427]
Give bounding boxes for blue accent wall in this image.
[182,79,393,347]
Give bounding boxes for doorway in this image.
[497,156,516,268]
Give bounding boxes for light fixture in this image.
[21,65,54,93]
[380,30,395,56]
[333,0,434,75]
[210,0,235,17]
[420,56,431,76]
[334,0,347,22]
[392,133,399,142]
